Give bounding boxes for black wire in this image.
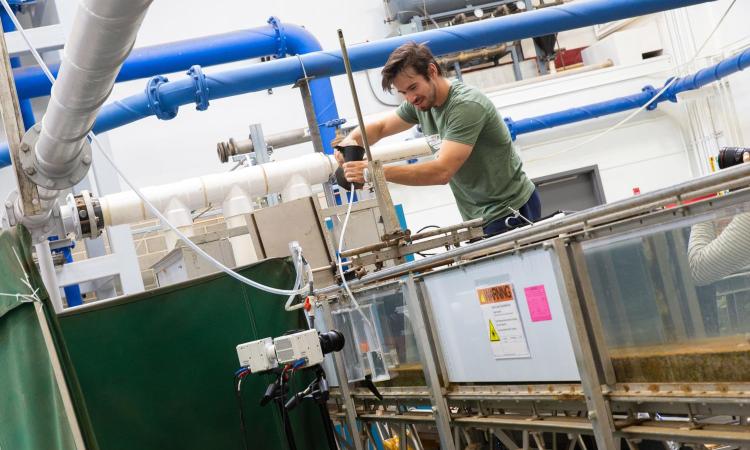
[415,224,441,234]
[234,374,250,450]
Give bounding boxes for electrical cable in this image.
[2,0,312,298]
[524,0,738,164]
[234,371,251,450]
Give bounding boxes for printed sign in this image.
[476,283,530,359]
[524,285,552,322]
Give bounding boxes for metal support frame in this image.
[248,123,278,206]
[0,17,40,215]
[509,43,524,82]
[320,299,364,450]
[295,76,337,209]
[403,275,456,450]
[551,238,618,448]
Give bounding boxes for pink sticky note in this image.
[524,285,552,322]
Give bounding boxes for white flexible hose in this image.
[3,0,310,298]
[336,186,378,340]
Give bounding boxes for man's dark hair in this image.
[381,42,443,93]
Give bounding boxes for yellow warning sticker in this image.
[488,320,500,342]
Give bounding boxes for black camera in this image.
[717,147,750,169]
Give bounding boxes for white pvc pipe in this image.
[34,0,153,180]
[100,139,432,227]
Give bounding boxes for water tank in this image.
[386,0,503,24]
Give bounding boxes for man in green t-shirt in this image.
[338,42,540,236]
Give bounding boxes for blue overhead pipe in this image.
[12,27,280,99]
[504,47,750,139]
[1,17,340,164]
[1,9,35,130]
[88,0,714,138]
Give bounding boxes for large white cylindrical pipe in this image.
[101,153,336,227]
[100,139,431,227]
[34,0,153,181]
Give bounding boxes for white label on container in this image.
[476,283,531,359]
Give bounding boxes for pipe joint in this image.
[18,123,93,190]
[267,16,288,59]
[657,78,679,105]
[640,85,662,111]
[146,75,179,120]
[503,117,517,141]
[187,65,210,111]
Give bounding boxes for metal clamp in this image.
[146,75,178,120]
[187,65,210,111]
[267,16,288,59]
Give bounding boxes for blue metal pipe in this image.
[1,9,35,130]
[1,17,340,162]
[90,0,714,138]
[504,47,750,139]
[12,27,281,99]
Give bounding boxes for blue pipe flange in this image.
[658,78,680,105]
[322,118,347,129]
[146,75,178,120]
[187,65,210,111]
[503,117,518,141]
[267,16,288,59]
[640,85,661,111]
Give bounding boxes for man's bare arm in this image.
[343,139,472,186]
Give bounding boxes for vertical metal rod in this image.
[320,300,364,450]
[337,29,373,162]
[404,275,456,450]
[551,239,619,449]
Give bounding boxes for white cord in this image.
[524,0,737,164]
[2,0,310,298]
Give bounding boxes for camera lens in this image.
[718,147,749,169]
[319,330,345,354]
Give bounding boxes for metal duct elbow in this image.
[22,0,153,193]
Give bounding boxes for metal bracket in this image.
[146,75,178,120]
[18,123,93,190]
[267,16,287,59]
[186,65,210,111]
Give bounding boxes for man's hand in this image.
[343,160,369,184]
[334,136,359,166]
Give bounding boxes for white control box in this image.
[236,330,324,373]
[236,337,276,373]
[273,330,324,366]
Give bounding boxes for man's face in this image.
[392,66,438,111]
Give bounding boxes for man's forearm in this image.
[383,161,453,186]
[347,121,384,147]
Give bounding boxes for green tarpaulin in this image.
[0,226,98,450]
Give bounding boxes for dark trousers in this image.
[483,189,542,237]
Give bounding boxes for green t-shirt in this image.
[396,81,535,224]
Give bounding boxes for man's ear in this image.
[428,62,438,78]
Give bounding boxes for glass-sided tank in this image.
[330,282,424,386]
[582,202,750,383]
